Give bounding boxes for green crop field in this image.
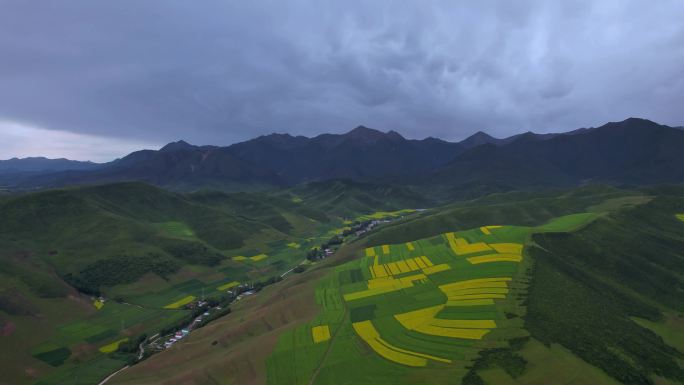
[265,221,545,385]
[101,186,684,385]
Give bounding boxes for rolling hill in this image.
[0,180,423,385]
[105,184,684,385]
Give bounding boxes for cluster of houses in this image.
[163,328,190,349]
[157,290,256,350]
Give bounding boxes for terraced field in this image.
[266,224,534,385]
[8,218,352,385]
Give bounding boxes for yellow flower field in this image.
[467,253,522,264]
[163,295,196,309]
[352,321,450,366]
[217,281,240,291]
[250,254,268,261]
[311,325,331,343]
[99,338,129,353]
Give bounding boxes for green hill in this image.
[106,185,684,385]
[0,181,421,385]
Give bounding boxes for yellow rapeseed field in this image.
[365,247,377,257]
[370,265,388,278]
[250,254,268,261]
[419,256,434,267]
[381,245,390,254]
[93,300,104,310]
[396,260,411,273]
[406,242,415,251]
[352,320,449,366]
[311,325,331,343]
[467,253,522,264]
[231,256,246,261]
[439,278,511,302]
[490,243,523,254]
[386,262,401,275]
[394,305,495,340]
[447,299,496,306]
[217,281,240,291]
[411,325,490,339]
[370,256,437,279]
[480,226,491,235]
[164,295,196,309]
[343,274,426,301]
[99,338,129,353]
[445,232,492,255]
[422,263,450,275]
[446,293,507,300]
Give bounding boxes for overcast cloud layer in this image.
[1,1,684,161]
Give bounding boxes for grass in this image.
[99,186,683,385]
[5,181,677,385]
[33,347,72,366]
[534,212,600,232]
[525,197,684,385]
[632,313,684,353]
[0,180,438,385]
[152,221,195,238]
[478,339,623,385]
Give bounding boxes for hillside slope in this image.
[0,180,425,385]
[106,185,684,385]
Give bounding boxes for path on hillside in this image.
[306,306,349,385]
[97,365,129,385]
[280,259,307,278]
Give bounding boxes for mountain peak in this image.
[160,140,196,152]
[345,125,404,142]
[459,131,499,148]
[601,117,661,131]
[347,125,383,136]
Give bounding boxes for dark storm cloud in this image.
[1,0,684,160]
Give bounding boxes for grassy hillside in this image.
[105,185,682,385]
[0,181,420,385]
[524,194,684,385]
[5,181,684,385]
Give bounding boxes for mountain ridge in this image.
[2,118,682,195]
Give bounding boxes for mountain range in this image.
[2,118,684,196]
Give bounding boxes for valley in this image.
[0,180,420,385]
[1,121,684,385]
[3,2,684,384]
[59,184,681,385]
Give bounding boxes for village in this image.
[128,214,414,366]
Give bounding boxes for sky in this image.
[1,1,683,162]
